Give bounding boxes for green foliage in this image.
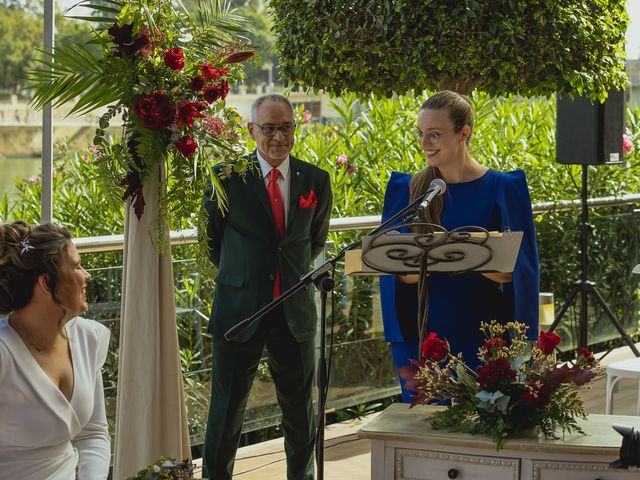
[0,6,42,91]
[0,5,104,91]
[28,0,254,252]
[0,139,125,236]
[336,401,383,421]
[3,93,640,445]
[270,0,628,100]
[126,457,194,480]
[234,0,277,84]
[422,322,596,450]
[431,386,588,450]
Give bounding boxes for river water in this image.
[0,157,42,198]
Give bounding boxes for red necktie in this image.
[267,168,285,296]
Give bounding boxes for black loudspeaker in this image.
[556,90,626,165]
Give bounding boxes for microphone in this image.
[418,178,446,215]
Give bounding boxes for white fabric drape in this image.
[113,166,190,479]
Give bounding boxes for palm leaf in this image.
[64,0,122,23]
[195,0,250,35]
[28,41,123,115]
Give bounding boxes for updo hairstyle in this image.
[410,91,475,226]
[0,221,73,315]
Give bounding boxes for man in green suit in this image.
[201,94,332,479]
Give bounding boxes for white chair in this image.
[605,357,640,415]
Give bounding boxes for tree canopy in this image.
[0,5,110,92]
[269,0,629,99]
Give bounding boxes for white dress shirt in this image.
[256,150,291,225]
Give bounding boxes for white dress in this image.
[0,316,111,479]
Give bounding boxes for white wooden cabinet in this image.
[358,404,640,480]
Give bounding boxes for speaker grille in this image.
[556,91,625,165]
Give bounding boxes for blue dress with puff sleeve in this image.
[380,169,540,402]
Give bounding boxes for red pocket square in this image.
[298,190,318,208]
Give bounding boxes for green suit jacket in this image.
[203,152,332,343]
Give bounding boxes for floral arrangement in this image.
[29,0,254,225]
[400,321,600,449]
[127,457,193,480]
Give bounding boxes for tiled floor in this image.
[195,342,640,479]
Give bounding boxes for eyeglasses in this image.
[251,122,296,136]
[415,128,458,144]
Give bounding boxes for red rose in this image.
[134,91,175,129]
[164,48,185,70]
[481,338,506,352]
[200,64,228,80]
[188,75,206,92]
[175,135,198,157]
[202,81,230,104]
[421,332,449,362]
[537,331,561,355]
[177,101,206,129]
[522,382,554,408]
[476,358,517,391]
[578,347,596,365]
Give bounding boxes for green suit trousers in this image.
[203,308,316,480]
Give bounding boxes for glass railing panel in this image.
[80,205,640,446]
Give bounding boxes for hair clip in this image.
[19,238,35,255]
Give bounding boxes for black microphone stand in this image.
[224,193,427,480]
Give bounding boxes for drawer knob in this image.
[447,468,459,479]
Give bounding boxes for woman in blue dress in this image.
[380,91,540,403]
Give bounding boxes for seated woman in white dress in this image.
[0,221,111,479]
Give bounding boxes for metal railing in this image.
[74,194,640,253]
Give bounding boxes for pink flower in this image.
[303,109,312,123]
[52,168,57,178]
[27,175,39,184]
[202,115,226,136]
[336,153,348,165]
[85,146,102,161]
[623,134,634,154]
[346,165,357,174]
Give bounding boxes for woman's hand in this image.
[481,272,513,284]
[397,274,420,284]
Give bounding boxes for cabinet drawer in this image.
[394,447,519,480]
[532,461,640,480]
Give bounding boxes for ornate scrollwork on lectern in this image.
[361,223,495,275]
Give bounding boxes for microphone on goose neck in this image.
[417,178,446,216]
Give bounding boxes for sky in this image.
[628,0,640,59]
